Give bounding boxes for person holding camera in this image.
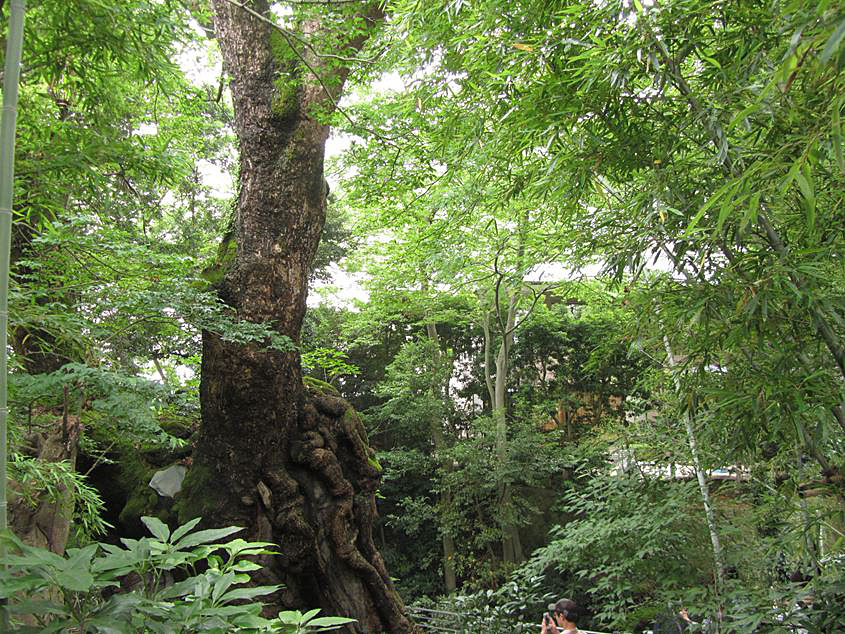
[541,598,579,634]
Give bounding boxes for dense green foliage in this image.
[0,516,355,632]
[3,0,845,632]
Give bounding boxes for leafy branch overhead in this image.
[2,0,845,632]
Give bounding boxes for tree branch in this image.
[219,0,385,136]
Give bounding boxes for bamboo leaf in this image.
[820,18,845,63]
[833,96,844,172]
[741,191,762,232]
[685,180,737,237]
[745,292,759,317]
[702,55,721,69]
[716,191,743,232]
[779,159,802,196]
[795,165,815,231]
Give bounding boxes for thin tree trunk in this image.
[663,338,726,603]
[0,10,25,593]
[183,3,412,632]
[492,289,522,564]
[424,319,457,593]
[152,357,169,389]
[481,308,496,408]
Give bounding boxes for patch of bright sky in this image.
[173,15,618,308]
[174,16,380,306]
[326,71,403,186]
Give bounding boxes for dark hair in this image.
[548,598,579,624]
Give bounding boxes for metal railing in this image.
[407,606,461,633]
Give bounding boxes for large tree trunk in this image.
[181,2,412,632]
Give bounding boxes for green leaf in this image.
[65,544,98,573]
[220,585,280,602]
[302,608,322,622]
[306,615,359,628]
[174,525,243,550]
[158,577,200,600]
[219,537,277,557]
[85,620,136,634]
[211,571,237,604]
[6,598,67,617]
[231,560,263,572]
[169,516,202,544]
[795,165,815,231]
[142,516,171,543]
[55,567,95,592]
[820,18,845,63]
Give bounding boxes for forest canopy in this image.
[1,0,845,633]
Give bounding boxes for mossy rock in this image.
[116,452,177,532]
[120,485,168,528]
[159,415,197,442]
[174,463,220,525]
[303,375,340,397]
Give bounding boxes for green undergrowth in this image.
[0,516,356,633]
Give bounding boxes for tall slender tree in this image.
[0,2,26,628]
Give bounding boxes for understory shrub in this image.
[0,516,354,633]
[410,573,554,634]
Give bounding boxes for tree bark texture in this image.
[184,2,413,632]
[9,416,80,554]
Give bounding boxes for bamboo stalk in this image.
[663,337,726,630]
[0,1,27,626]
